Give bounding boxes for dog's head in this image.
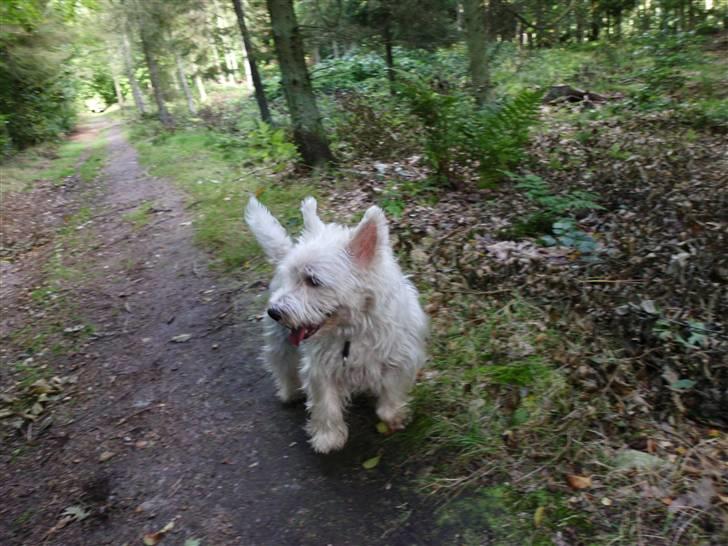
[245,196,393,346]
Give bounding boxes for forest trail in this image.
[1,118,456,546]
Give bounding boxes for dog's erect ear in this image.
[301,196,324,234]
[244,196,293,264]
[348,206,389,267]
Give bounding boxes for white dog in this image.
[245,196,428,453]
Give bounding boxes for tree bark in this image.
[175,51,197,115]
[463,0,491,105]
[139,28,173,127]
[194,73,208,103]
[111,71,125,109]
[383,21,395,95]
[590,0,601,40]
[266,0,334,166]
[231,0,272,123]
[121,30,146,114]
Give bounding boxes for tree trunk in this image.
[194,73,208,103]
[615,9,622,39]
[463,0,491,105]
[111,69,125,109]
[175,51,197,115]
[576,2,585,42]
[590,0,601,40]
[121,30,146,114]
[266,0,334,166]
[139,29,173,127]
[383,21,395,95]
[231,0,272,123]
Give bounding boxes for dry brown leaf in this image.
[566,474,592,490]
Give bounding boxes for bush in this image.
[331,91,419,159]
[398,76,542,186]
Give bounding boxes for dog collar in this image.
[342,340,350,364]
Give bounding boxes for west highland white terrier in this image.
[245,196,428,453]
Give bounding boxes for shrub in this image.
[398,76,542,186]
[331,91,419,159]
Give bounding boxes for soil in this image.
[0,120,459,546]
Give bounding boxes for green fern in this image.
[399,76,542,186]
[467,89,543,183]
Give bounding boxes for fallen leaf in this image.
[614,449,667,470]
[62,505,90,522]
[143,533,163,546]
[566,474,592,490]
[362,455,381,469]
[184,539,202,546]
[601,497,613,506]
[99,451,115,462]
[143,519,175,545]
[170,334,192,343]
[30,379,55,394]
[533,506,545,527]
[376,422,389,434]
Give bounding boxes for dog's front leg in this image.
[264,328,304,403]
[376,370,414,432]
[305,376,348,453]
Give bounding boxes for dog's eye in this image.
[304,274,323,288]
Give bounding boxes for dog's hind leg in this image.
[264,336,304,403]
[305,376,348,453]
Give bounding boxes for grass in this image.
[120,32,725,544]
[2,125,107,395]
[123,201,154,228]
[437,484,591,545]
[126,122,316,269]
[0,123,108,198]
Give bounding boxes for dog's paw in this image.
[277,387,305,404]
[376,405,409,432]
[309,426,348,453]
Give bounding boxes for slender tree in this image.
[463,0,491,105]
[174,50,197,115]
[231,0,272,123]
[120,28,146,114]
[266,0,334,166]
[138,25,173,126]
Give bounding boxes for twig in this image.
[438,288,513,296]
[116,404,160,426]
[670,508,705,546]
[578,278,644,284]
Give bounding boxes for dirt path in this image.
[1,120,456,545]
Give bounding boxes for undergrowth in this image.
[126,122,315,270]
[2,131,107,433]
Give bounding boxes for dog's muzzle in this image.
[267,305,327,347]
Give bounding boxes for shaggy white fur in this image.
[245,196,428,453]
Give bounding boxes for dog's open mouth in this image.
[288,324,321,346]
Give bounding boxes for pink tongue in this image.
[289,327,306,347]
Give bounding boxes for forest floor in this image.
[2,33,727,546]
[0,117,462,546]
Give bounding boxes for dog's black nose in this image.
[267,307,282,322]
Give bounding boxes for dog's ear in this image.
[244,196,293,264]
[301,196,324,234]
[348,206,389,267]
